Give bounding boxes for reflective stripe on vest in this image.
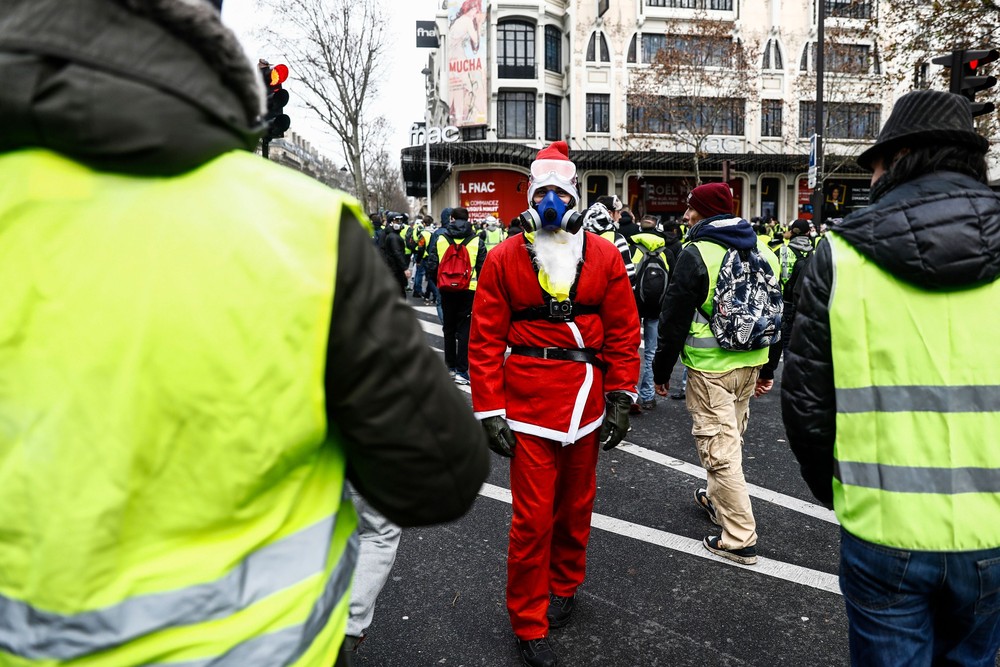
[436,233,481,290]
[0,149,359,664]
[681,239,777,372]
[828,232,1000,551]
[0,512,359,661]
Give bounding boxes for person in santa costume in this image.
[469,141,640,667]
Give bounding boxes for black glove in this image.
[599,391,632,451]
[482,416,516,457]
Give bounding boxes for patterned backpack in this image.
[704,246,783,351]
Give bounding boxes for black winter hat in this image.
[857,90,989,171]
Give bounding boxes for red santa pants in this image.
[507,430,600,640]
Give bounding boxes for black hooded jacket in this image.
[781,171,1000,506]
[0,0,489,527]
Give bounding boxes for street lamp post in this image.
[421,67,433,218]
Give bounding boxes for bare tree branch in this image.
[259,0,391,209]
[624,12,761,184]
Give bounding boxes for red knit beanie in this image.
[687,183,734,218]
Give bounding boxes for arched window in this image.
[586,31,611,63]
[763,39,783,70]
[800,42,813,71]
[498,20,535,79]
[627,33,637,63]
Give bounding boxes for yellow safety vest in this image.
[0,149,359,665]
[828,233,1000,551]
[682,239,779,372]
[484,227,505,252]
[630,232,666,266]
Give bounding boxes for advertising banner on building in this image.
[447,0,487,127]
[458,169,530,226]
[627,176,743,218]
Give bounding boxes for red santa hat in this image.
[528,141,579,205]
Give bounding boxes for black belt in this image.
[509,346,607,372]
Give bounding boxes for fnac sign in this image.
[457,169,530,226]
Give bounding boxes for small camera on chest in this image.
[548,299,574,322]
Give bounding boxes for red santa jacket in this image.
[469,231,640,444]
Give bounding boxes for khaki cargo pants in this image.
[686,366,759,549]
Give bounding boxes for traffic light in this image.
[259,60,291,140]
[931,48,999,116]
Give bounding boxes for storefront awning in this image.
[400,141,868,185]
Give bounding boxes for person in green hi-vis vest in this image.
[653,182,782,567]
[0,2,490,666]
[782,90,1000,667]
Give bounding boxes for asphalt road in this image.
[350,298,998,667]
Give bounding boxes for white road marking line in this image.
[478,483,841,596]
[421,337,834,520]
[417,318,444,337]
[617,442,839,525]
[416,307,835,522]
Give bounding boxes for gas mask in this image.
[487,223,497,232]
[521,190,583,235]
[391,222,402,231]
[536,190,567,230]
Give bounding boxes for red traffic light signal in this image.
[269,64,289,87]
[257,59,292,141]
[931,48,998,116]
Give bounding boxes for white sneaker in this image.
[454,372,470,385]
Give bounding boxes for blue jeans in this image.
[413,260,427,296]
[840,528,1000,667]
[637,318,658,402]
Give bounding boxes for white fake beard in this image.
[533,228,584,287]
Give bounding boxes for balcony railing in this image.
[498,63,537,79]
[645,0,734,10]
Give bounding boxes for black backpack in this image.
[633,246,670,319]
[702,245,783,351]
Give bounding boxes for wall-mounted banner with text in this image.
[447,0,487,128]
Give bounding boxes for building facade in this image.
[402,0,971,225]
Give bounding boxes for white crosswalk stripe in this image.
[412,303,840,594]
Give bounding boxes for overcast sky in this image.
[221,0,439,166]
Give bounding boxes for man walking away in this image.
[777,218,815,356]
[630,215,669,412]
[381,212,410,297]
[427,207,486,385]
[782,90,1000,667]
[653,182,781,565]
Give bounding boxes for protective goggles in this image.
[530,159,577,185]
